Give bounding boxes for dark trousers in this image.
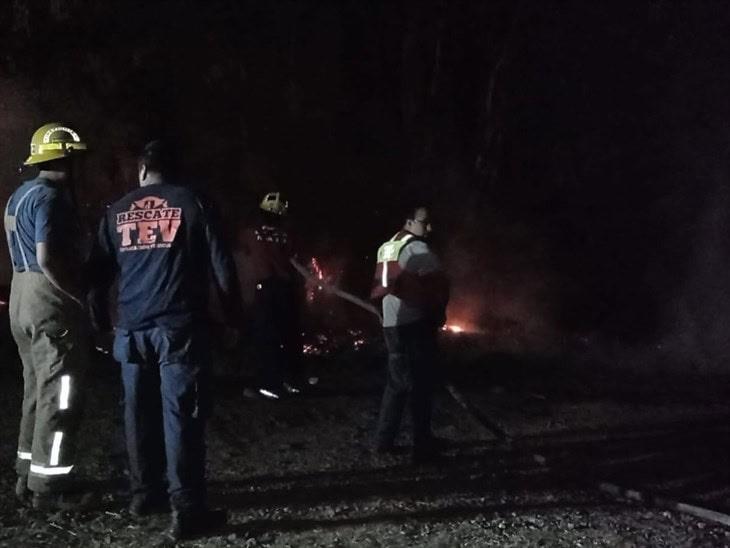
[252,277,302,390]
[113,326,209,512]
[375,321,439,452]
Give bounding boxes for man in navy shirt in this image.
[4,123,90,510]
[88,141,243,540]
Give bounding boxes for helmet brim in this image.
[23,147,87,166]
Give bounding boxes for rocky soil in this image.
[1,333,730,547]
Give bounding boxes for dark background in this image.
[1,1,729,371]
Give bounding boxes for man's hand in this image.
[37,242,84,308]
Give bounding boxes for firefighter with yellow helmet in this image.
[4,123,92,509]
[242,191,304,399]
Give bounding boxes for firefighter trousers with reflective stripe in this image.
[10,272,89,494]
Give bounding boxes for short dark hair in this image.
[403,204,430,223]
[138,140,175,174]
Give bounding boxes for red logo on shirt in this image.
[115,196,182,251]
[130,196,170,211]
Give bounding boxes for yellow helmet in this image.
[24,122,87,166]
[259,192,288,216]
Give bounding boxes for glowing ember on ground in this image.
[442,324,465,333]
[349,329,366,351]
[302,343,319,355]
[301,329,370,356]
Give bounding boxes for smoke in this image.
[2,2,730,379]
[662,179,730,373]
[442,204,561,355]
[0,75,36,285]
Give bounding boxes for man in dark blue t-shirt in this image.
[4,123,90,511]
[88,140,243,540]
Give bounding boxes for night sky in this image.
[1,1,730,369]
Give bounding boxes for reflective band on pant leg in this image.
[30,463,73,476]
[59,375,70,410]
[17,451,32,460]
[382,261,388,288]
[50,431,63,466]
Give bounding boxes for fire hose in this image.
[291,258,511,443]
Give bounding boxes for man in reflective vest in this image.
[4,123,91,509]
[370,205,449,464]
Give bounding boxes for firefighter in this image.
[242,192,304,399]
[88,140,242,540]
[370,205,449,464]
[4,123,91,509]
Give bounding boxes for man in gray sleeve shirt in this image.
[370,205,449,463]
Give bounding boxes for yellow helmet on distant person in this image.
[24,122,87,166]
[259,192,288,216]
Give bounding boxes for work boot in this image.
[15,475,30,505]
[128,492,169,517]
[32,490,98,512]
[167,508,227,541]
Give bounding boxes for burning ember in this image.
[442,324,466,334]
[301,329,369,356]
[302,333,331,355]
[349,328,366,350]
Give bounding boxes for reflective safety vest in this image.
[370,230,422,300]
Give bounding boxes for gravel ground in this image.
[1,339,730,547]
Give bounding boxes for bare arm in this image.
[36,241,84,307]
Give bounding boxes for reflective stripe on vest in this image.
[377,233,414,288]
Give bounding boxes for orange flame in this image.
[307,257,325,302]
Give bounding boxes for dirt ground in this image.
[2,333,730,547]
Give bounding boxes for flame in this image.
[306,257,325,303]
[442,324,465,334]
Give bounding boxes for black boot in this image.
[15,475,30,505]
[128,492,169,517]
[167,508,227,541]
[31,490,98,512]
